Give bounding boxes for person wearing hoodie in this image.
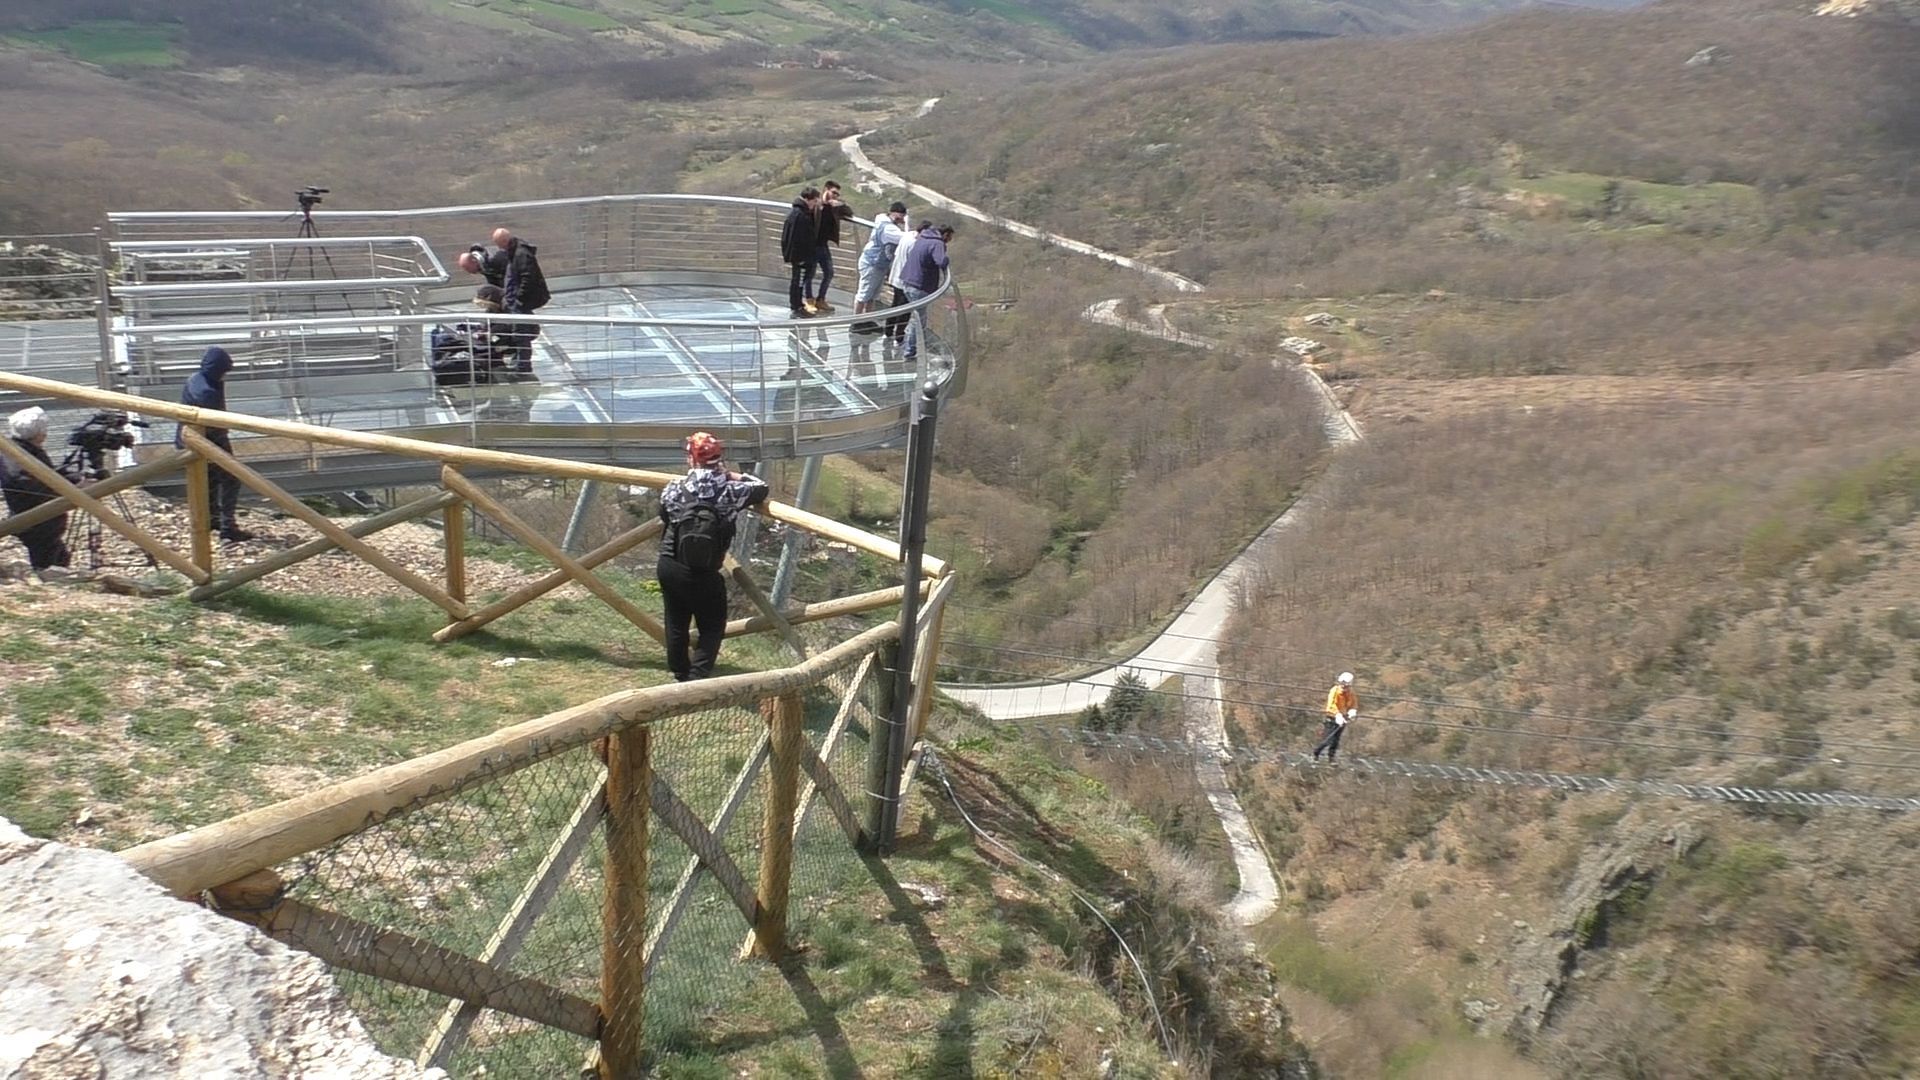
[898,223,952,361]
[175,346,254,542]
[780,188,821,319]
[1,406,76,570]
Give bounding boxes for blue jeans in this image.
[806,245,835,301]
[902,284,930,356]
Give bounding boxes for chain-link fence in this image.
[123,623,902,1079]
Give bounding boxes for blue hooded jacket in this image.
[176,346,234,450]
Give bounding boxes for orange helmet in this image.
[685,431,725,465]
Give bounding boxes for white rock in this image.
[0,816,440,1078]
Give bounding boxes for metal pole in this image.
[92,228,114,391]
[877,378,942,852]
[560,480,601,554]
[733,460,765,560]
[769,454,822,608]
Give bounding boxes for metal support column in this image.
[874,379,941,852]
[769,455,823,609]
[733,460,765,563]
[560,481,602,554]
[91,228,114,391]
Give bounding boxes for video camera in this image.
[66,410,148,479]
[296,185,329,212]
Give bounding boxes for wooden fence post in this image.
[600,724,650,1078]
[753,692,803,959]
[444,499,467,605]
[183,440,213,575]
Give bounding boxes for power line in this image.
[942,636,1920,762]
[945,657,1920,776]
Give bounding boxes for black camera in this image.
[296,185,329,211]
[66,410,148,479]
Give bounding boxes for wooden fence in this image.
[0,369,956,1075]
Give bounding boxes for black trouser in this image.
[885,286,911,342]
[1312,719,1346,761]
[500,322,539,369]
[19,517,69,569]
[657,555,729,681]
[208,463,240,531]
[788,263,808,312]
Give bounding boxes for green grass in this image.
[503,0,628,30]
[1507,169,1762,220]
[6,20,182,68]
[1257,916,1377,1006]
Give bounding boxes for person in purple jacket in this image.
[898,223,952,361]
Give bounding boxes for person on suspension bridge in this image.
[1311,671,1358,763]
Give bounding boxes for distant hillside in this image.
[868,0,1920,268]
[0,0,1629,71]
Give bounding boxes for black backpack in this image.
[671,502,729,571]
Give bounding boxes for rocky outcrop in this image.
[1503,821,1702,1039]
[0,817,438,1079]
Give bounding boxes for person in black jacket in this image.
[175,346,254,542]
[456,245,507,288]
[490,228,549,372]
[808,180,854,314]
[656,431,768,681]
[780,188,821,319]
[1,406,76,570]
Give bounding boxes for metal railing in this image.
[87,195,968,476]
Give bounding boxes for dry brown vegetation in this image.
[1219,367,1920,1076]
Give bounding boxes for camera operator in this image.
[456,245,507,289]
[1,407,76,570]
[174,346,255,543]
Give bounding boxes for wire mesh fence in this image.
[229,652,892,1078]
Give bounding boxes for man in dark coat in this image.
[490,228,549,372]
[175,346,254,542]
[808,180,854,313]
[780,188,821,319]
[1,406,75,570]
[457,246,507,290]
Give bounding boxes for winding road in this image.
[842,108,1363,926]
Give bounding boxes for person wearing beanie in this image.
[0,406,76,569]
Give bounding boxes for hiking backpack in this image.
[671,502,729,571]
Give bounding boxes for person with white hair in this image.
[1311,671,1359,763]
[0,406,76,569]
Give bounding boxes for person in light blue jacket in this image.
[853,201,908,331]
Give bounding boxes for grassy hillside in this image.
[0,556,1312,1076]
[0,0,1571,72]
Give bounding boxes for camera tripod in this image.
[281,186,358,317]
[57,451,158,574]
